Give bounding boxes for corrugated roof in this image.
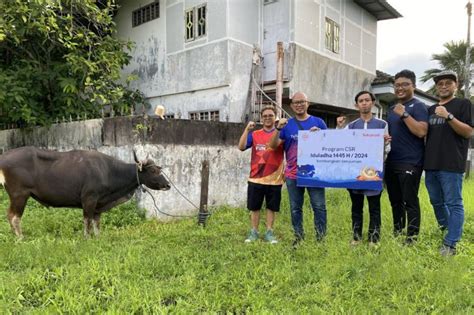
[372,70,439,102]
[372,70,394,85]
[353,0,402,21]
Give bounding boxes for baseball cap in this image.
[433,70,458,84]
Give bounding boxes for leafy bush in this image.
[0,0,145,127]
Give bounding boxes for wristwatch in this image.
[446,113,454,121]
[401,111,410,119]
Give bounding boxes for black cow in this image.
[0,146,170,238]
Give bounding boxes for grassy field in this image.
[0,180,472,313]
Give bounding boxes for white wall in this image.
[114,0,256,122]
[0,120,252,221]
[293,0,377,74]
[228,0,260,45]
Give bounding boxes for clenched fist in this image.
[276,118,288,130]
[246,121,256,131]
[434,105,449,119]
[393,103,405,116]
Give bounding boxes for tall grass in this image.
[0,180,472,313]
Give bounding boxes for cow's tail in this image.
[0,169,5,186]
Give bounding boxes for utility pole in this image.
[465,1,472,99]
[275,42,284,119]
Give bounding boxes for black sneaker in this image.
[292,237,303,249]
[440,244,456,256]
[404,236,417,246]
[393,230,404,237]
[315,233,325,242]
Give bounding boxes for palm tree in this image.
[420,40,474,97]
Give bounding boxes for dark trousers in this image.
[349,191,381,243]
[385,165,422,237]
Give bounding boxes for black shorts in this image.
[247,182,282,212]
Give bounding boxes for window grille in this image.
[196,4,207,38]
[132,1,160,27]
[185,3,207,42]
[325,17,340,53]
[189,110,219,121]
[185,8,194,41]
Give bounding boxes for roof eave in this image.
[353,0,403,21]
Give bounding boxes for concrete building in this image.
[114,0,401,127]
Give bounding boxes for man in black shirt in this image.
[386,70,428,244]
[424,70,474,256]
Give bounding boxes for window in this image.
[196,4,206,38]
[185,4,207,42]
[132,1,160,27]
[325,18,340,53]
[189,110,219,121]
[185,9,194,41]
[164,114,175,119]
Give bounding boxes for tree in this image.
[0,0,145,128]
[420,40,474,97]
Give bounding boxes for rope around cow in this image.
[136,165,213,220]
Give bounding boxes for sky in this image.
[376,0,471,90]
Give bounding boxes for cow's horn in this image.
[133,149,139,163]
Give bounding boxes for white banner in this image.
[297,129,385,189]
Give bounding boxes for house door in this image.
[262,0,290,83]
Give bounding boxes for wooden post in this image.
[464,1,472,99]
[276,41,284,119]
[198,160,210,226]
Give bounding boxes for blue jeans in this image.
[286,178,326,240]
[425,171,465,247]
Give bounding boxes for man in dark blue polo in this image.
[385,69,428,245]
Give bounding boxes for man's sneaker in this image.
[440,244,456,256]
[404,236,418,246]
[368,241,380,249]
[292,237,303,249]
[244,229,259,243]
[264,230,278,244]
[393,230,404,238]
[350,239,361,246]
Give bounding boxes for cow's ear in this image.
[144,159,154,166]
[133,150,139,163]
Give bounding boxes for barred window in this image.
[196,4,206,38]
[185,3,207,42]
[189,110,219,121]
[325,18,340,53]
[133,1,160,27]
[185,8,194,41]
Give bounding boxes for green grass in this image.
[0,180,472,313]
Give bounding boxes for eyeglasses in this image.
[261,114,275,118]
[394,82,412,89]
[291,100,307,105]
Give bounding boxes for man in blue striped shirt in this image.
[345,91,391,246]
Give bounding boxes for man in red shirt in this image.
[238,106,284,243]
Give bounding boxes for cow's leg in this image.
[82,215,93,238]
[82,199,98,238]
[92,213,101,237]
[7,195,29,239]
